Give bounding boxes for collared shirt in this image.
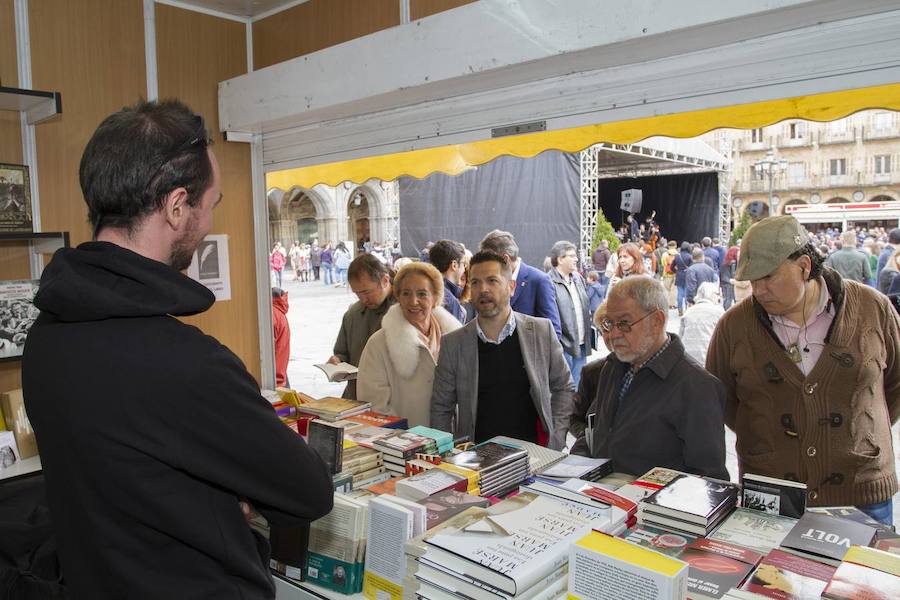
[511,259,521,288]
[616,335,672,421]
[769,277,834,376]
[475,308,517,345]
[557,268,586,343]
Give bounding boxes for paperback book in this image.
[641,473,739,526]
[307,420,344,474]
[417,490,491,530]
[709,508,799,555]
[741,473,807,519]
[681,538,763,600]
[779,512,877,566]
[741,549,836,599]
[621,524,696,558]
[822,545,900,599]
[313,361,358,382]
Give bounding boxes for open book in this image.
[314,362,359,382]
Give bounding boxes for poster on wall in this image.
[0,163,34,233]
[187,234,231,302]
[0,280,40,359]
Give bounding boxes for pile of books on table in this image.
[374,431,441,475]
[297,397,371,422]
[637,472,739,536]
[402,491,616,600]
[437,441,529,498]
[536,454,612,483]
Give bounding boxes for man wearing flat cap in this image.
[707,216,900,524]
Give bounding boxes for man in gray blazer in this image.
[431,251,575,450]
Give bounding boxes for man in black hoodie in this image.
[22,100,334,599]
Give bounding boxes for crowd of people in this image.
[313,217,900,529]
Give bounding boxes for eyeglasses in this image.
[599,311,656,333]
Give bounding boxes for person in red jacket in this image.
[272,287,291,387]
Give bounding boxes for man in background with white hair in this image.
[679,281,724,365]
[570,276,728,479]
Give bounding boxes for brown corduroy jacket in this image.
[707,268,900,507]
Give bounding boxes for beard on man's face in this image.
[168,214,199,272]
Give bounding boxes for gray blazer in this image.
[430,312,575,450]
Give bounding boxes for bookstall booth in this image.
[213,2,900,599]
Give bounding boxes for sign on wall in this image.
[188,234,231,302]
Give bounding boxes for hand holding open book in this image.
[314,361,358,382]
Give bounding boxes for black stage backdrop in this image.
[598,172,719,245]
[399,152,580,267]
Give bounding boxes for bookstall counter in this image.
[275,573,366,600]
[0,454,41,483]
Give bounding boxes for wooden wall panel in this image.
[29,0,147,246]
[410,0,476,21]
[156,4,261,381]
[253,0,400,70]
[0,0,22,165]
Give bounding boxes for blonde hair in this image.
[393,262,444,308]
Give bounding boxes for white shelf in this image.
[0,86,61,124]
[0,453,41,482]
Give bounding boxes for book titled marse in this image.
[424,492,609,595]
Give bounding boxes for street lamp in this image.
[753,148,788,210]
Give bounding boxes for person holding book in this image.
[357,262,461,427]
[707,215,900,525]
[570,276,729,480]
[430,250,576,450]
[22,100,334,599]
[328,254,395,399]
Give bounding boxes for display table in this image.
[0,454,42,483]
[274,574,366,600]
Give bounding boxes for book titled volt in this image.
[779,512,878,566]
[742,473,807,518]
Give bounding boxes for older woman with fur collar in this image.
[357,262,462,427]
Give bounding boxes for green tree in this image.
[729,209,752,246]
[591,208,620,254]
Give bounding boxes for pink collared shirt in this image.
[768,278,835,376]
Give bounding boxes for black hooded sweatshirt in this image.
[22,242,334,599]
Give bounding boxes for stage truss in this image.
[579,139,731,259]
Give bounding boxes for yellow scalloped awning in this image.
[266,83,900,190]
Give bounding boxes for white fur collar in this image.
[380,303,461,379]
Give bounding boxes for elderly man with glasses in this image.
[570,276,728,479]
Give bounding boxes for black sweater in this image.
[22,242,333,599]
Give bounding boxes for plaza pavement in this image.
[280,274,899,522]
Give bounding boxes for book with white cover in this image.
[568,530,688,600]
[709,507,798,555]
[382,495,427,537]
[314,361,358,382]
[363,496,414,600]
[407,559,568,600]
[422,492,611,595]
[396,469,467,501]
[487,436,566,474]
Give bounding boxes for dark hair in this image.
[429,239,465,273]
[587,270,599,281]
[272,287,285,298]
[549,240,576,268]
[788,242,825,281]
[80,99,212,236]
[347,253,393,283]
[469,250,512,279]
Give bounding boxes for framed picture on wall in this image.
[0,163,33,233]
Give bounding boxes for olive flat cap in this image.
[735,215,808,281]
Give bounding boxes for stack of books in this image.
[638,472,739,536]
[304,493,370,594]
[346,410,408,430]
[407,426,454,455]
[536,454,612,482]
[297,397,371,421]
[486,435,566,474]
[373,431,438,475]
[822,545,900,599]
[679,538,763,599]
[415,489,490,530]
[438,441,529,497]
[406,491,611,600]
[341,444,387,489]
[395,468,469,502]
[740,473,807,519]
[345,425,394,448]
